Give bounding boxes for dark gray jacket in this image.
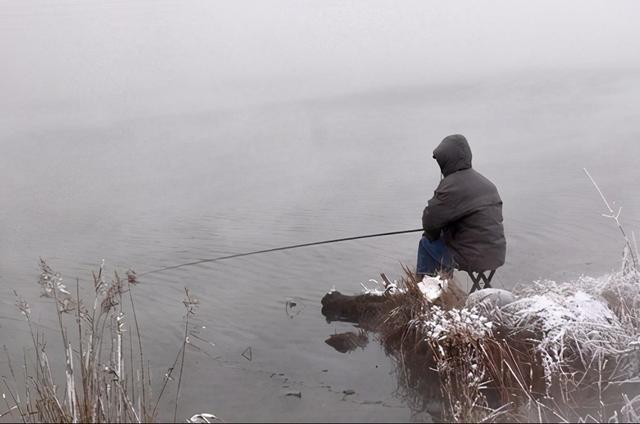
[422,135,506,272]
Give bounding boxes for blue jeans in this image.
[416,236,454,276]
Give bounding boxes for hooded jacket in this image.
[422,135,506,272]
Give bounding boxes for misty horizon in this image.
[2,0,640,130]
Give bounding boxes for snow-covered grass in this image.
[505,273,640,401]
[362,262,640,422]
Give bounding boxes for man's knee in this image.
[419,236,433,248]
[420,236,443,253]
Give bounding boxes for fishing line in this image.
[137,228,423,277]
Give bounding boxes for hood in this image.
[433,134,472,176]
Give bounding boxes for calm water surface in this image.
[3,71,640,421]
[1,6,640,419]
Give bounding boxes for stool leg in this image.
[468,272,482,293]
[483,270,496,289]
[468,270,497,293]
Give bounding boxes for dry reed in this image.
[3,259,200,423]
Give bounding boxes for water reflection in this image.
[322,291,443,421]
[325,330,369,354]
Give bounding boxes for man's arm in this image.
[422,178,471,241]
[422,189,451,241]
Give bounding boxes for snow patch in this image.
[418,275,447,303]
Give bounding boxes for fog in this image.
[2,0,640,129]
[2,2,640,421]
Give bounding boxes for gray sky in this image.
[2,0,640,122]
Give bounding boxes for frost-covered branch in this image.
[584,168,638,272]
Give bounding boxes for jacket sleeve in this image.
[422,181,465,241]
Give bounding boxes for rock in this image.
[465,288,517,310]
[285,391,302,398]
[321,291,389,325]
[188,413,219,423]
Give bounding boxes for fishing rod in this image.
[138,228,423,277]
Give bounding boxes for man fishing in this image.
[417,134,506,280]
[140,134,504,281]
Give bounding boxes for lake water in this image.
[2,35,640,422]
